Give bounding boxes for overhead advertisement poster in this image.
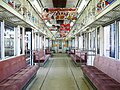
[41,8,77,20]
[60,24,70,37]
[97,0,116,13]
[41,8,77,38]
[60,24,70,31]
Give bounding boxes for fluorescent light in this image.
[33,0,41,13]
[46,22,52,27]
[77,0,87,13]
[70,22,74,27]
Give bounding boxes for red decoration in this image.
[59,24,70,37]
[60,24,70,31]
[8,2,14,7]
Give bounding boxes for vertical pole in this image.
[14,27,16,56]
[14,26,20,56]
[40,36,41,49]
[100,26,104,56]
[17,26,20,55]
[44,35,46,50]
[115,21,119,59]
[34,33,36,50]
[0,21,1,59]
[38,33,40,50]
[31,29,33,65]
[1,20,5,59]
[22,27,25,54]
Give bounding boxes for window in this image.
[72,38,75,48]
[4,26,14,57]
[45,38,49,48]
[86,33,89,49]
[36,34,39,49]
[91,30,96,50]
[79,36,83,49]
[104,23,115,58]
[25,31,31,58]
[82,33,88,49]
[110,23,115,58]
[104,25,110,57]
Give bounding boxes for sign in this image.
[60,24,70,31]
[97,0,116,13]
[41,8,77,20]
[59,24,70,37]
[106,0,116,4]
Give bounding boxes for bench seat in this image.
[0,55,39,90]
[39,55,51,63]
[33,49,50,65]
[67,49,75,56]
[82,55,120,90]
[70,51,87,65]
[45,49,53,57]
[70,54,80,63]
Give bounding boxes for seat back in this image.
[0,55,26,82]
[94,55,120,83]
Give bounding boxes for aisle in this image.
[29,53,90,90]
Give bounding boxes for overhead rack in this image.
[74,0,120,35]
[0,0,46,35]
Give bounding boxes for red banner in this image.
[60,24,70,31]
[59,24,70,37]
[41,8,77,20]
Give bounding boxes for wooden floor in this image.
[28,53,91,90]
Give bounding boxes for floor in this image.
[29,53,91,90]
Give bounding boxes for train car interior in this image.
[0,0,120,90]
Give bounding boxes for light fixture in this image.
[70,22,74,27]
[77,0,87,13]
[33,0,42,13]
[46,22,52,27]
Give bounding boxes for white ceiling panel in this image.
[41,0,53,8]
[66,0,79,8]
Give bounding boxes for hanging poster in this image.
[97,0,116,13]
[106,0,116,4]
[59,24,70,37]
[60,24,70,31]
[41,8,77,20]
[97,0,102,12]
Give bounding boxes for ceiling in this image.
[52,0,67,8]
[40,0,80,8]
[39,0,80,39]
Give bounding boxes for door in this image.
[58,40,62,52]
